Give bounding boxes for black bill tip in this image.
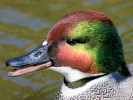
[6,58,14,66]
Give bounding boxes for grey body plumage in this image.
[56,64,133,100]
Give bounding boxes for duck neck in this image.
[64,74,107,89]
[49,66,106,88]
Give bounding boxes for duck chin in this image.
[48,66,105,82]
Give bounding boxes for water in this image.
[0,0,133,100]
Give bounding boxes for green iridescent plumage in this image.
[69,21,130,76]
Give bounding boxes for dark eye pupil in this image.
[66,39,76,45]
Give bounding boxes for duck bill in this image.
[6,43,52,77]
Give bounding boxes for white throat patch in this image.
[48,66,105,82]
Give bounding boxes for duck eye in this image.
[66,39,77,45]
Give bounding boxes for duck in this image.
[6,11,133,100]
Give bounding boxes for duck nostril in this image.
[34,50,43,57]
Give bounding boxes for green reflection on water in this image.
[0,0,133,100]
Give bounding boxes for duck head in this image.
[6,11,130,82]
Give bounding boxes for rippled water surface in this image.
[0,0,133,100]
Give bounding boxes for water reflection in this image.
[108,6,120,13]
[0,64,5,75]
[0,8,52,31]
[2,72,59,91]
[117,25,126,35]
[124,32,133,39]
[23,94,29,99]
[14,91,20,95]
[83,0,104,6]
[49,4,68,11]
[108,3,133,13]
[0,31,4,35]
[127,18,133,26]
[26,44,37,52]
[124,42,133,48]
[0,34,32,48]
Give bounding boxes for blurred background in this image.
[0,0,133,100]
